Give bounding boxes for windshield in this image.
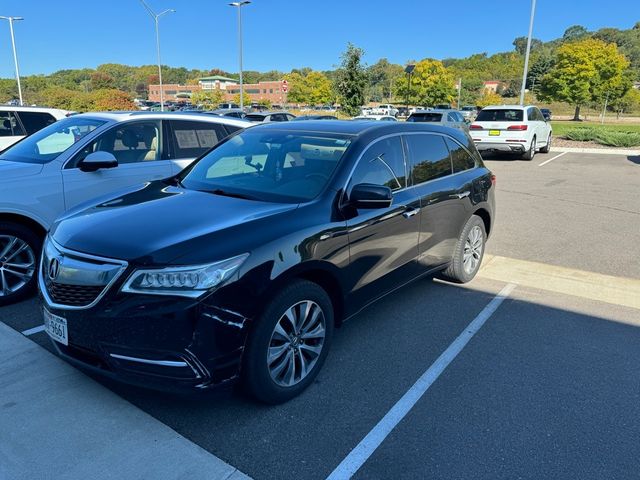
[407,113,443,122]
[476,109,524,122]
[0,117,105,164]
[180,129,352,203]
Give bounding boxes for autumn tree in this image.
[334,44,367,116]
[395,59,456,107]
[285,70,333,105]
[89,89,136,111]
[191,89,224,109]
[540,38,630,120]
[90,72,115,90]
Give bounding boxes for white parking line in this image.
[325,283,517,480]
[22,325,45,336]
[538,151,567,167]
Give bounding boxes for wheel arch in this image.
[472,207,492,237]
[0,212,47,239]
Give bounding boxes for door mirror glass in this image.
[350,183,392,209]
[79,151,118,172]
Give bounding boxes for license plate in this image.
[489,130,500,136]
[44,309,68,345]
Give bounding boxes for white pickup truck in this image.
[369,104,399,117]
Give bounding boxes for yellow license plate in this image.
[489,130,500,136]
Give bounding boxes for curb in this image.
[553,147,640,156]
[0,321,252,480]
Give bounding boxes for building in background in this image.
[199,75,238,91]
[148,78,287,104]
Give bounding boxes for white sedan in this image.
[352,115,398,122]
[470,105,552,160]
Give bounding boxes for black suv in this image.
[39,121,495,403]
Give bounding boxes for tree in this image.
[562,25,590,42]
[476,90,503,108]
[527,54,554,92]
[334,43,367,116]
[284,70,333,105]
[90,72,114,90]
[366,58,404,102]
[539,38,630,120]
[89,89,136,111]
[191,89,224,109]
[232,93,242,105]
[610,86,640,116]
[394,59,456,107]
[512,36,543,55]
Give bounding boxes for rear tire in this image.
[0,222,42,306]
[522,136,536,161]
[242,280,334,404]
[440,215,486,284]
[540,133,551,153]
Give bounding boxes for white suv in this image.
[470,105,552,160]
[0,106,70,150]
[0,111,248,304]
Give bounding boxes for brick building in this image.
[148,78,288,104]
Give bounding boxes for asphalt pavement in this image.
[1,149,639,480]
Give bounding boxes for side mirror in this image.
[79,151,118,172]
[350,183,393,209]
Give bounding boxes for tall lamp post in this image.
[519,0,537,105]
[140,1,175,112]
[0,16,24,106]
[404,64,415,112]
[229,1,250,110]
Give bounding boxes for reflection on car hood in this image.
[0,159,44,180]
[51,181,298,263]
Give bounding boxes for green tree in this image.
[395,59,456,107]
[512,36,543,55]
[334,43,367,116]
[90,72,114,90]
[610,86,640,116]
[284,70,333,105]
[191,89,224,109]
[476,90,503,108]
[540,38,630,120]
[366,58,404,102]
[563,25,590,42]
[88,89,136,111]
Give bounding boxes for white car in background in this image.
[0,111,248,305]
[470,105,552,160]
[370,104,399,117]
[0,106,70,150]
[352,115,398,122]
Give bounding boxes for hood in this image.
[50,181,298,263]
[0,159,44,179]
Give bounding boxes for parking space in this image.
[2,149,639,479]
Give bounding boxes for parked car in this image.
[396,106,409,118]
[470,105,552,160]
[460,106,477,122]
[370,104,399,117]
[540,108,552,121]
[0,106,70,150]
[38,120,495,403]
[245,111,296,122]
[292,115,338,121]
[352,115,398,122]
[218,103,240,110]
[205,108,247,119]
[0,112,249,305]
[406,109,468,131]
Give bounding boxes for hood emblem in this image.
[48,257,61,281]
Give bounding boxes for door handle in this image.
[455,191,471,199]
[402,207,420,219]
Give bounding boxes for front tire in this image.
[522,136,536,161]
[0,222,41,306]
[440,215,486,284]
[242,280,334,404]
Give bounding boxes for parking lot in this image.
[2,149,640,479]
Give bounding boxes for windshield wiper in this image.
[200,188,259,201]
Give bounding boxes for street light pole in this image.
[0,16,24,106]
[404,64,415,112]
[140,1,175,112]
[229,1,250,111]
[519,0,537,106]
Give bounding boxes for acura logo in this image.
[48,257,61,281]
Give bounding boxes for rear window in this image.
[17,111,58,135]
[246,114,265,122]
[476,109,523,122]
[406,113,443,123]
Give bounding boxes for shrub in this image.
[563,127,640,147]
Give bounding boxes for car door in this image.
[404,133,468,270]
[0,110,26,150]
[534,107,551,145]
[343,135,422,307]
[167,119,236,173]
[61,120,173,210]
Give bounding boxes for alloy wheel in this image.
[0,235,36,297]
[267,300,326,387]
[463,226,483,275]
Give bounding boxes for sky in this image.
[0,0,637,78]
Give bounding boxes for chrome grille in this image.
[43,276,104,306]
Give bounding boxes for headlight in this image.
[120,253,249,298]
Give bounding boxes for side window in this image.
[270,114,287,122]
[447,112,457,122]
[445,137,476,173]
[16,112,57,135]
[535,108,544,121]
[0,111,25,137]
[526,108,534,121]
[170,120,227,159]
[71,121,160,167]
[405,134,452,184]
[348,136,406,192]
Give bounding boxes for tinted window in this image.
[170,120,227,159]
[270,114,287,122]
[405,134,451,184]
[445,138,476,173]
[0,111,25,137]
[17,111,57,135]
[71,121,161,167]
[407,113,443,122]
[447,113,457,122]
[1,117,104,164]
[476,109,524,122]
[348,136,406,191]
[181,130,351,203]
[245,114,265,122]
